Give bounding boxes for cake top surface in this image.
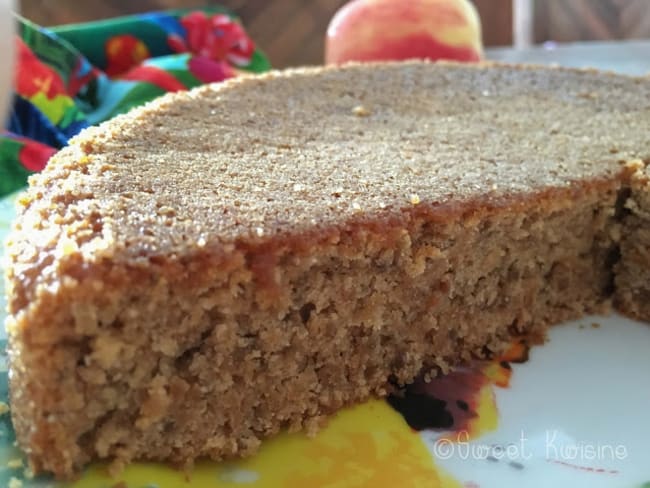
[12,61,650,262]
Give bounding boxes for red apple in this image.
[325,0,483,65]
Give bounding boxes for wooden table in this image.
[487,39,650,76]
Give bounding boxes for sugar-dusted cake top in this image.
[11,62,650,264]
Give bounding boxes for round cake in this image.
[4,61,650,478]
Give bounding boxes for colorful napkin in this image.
[0,7,270,197]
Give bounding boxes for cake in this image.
[4,61,649,479]
[616,160,650,319]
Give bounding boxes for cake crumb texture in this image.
[616,160,650,318]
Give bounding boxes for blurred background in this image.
[16,0,650,67]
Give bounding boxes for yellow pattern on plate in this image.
[70,400,460,488]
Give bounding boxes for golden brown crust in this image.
[9,62,650,273]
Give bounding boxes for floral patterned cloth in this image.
[0,7,270,197]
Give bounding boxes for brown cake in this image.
[4,61,650,479]
[616,160,650,319]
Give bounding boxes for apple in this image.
[325,0,483,65]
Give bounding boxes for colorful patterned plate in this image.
[1,193,649,488]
